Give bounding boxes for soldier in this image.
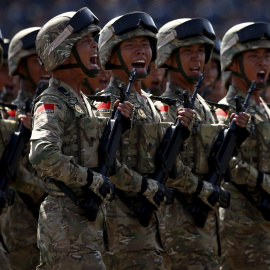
[0,26,48,270]
[29,7,133,269]
[142,62,166,96]
[96,11,175,269]
[200,38,227,102]
[216,22,270,270]
[154,18,250,269]
[0,39,19,104]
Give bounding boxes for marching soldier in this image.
[154,18,250,269]
[216,22,270,270]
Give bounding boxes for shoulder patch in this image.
[158,105,169,116]
[7,110,17,120]
[36,104,55,117]
[215,108,228,121]
[96,102,112,113]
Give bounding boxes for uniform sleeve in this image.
[29,96,88,187]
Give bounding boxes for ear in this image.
[228,57,238,72]
[164,55,172,66]
[109,51,117,65]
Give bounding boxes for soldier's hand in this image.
[231,112,250,128]
[115,100,134,118]
[18,113,32,129]
[177,108,195,127]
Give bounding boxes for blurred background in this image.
[0,0,269,41]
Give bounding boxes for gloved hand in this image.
[194,180,230,209]
[140,178,166,208]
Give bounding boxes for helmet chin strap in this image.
[55,47,99,78]
[109,47,150,79]
[232,54,265,89]
[166,51,199,85]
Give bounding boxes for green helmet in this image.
[36,7,100,77]
[221,22,270,88]
[8,27,40,76]
[98,11,158,78]
[156,18,215,69]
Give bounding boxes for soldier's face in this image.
[241,48,270,85]
[111,36,152,79]
[178,44,205,77]
[203,59,219,88]
[75,33,99,72]
[26,54,49,85]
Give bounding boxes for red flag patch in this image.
[36,104,55,117]
[215,109,228,121]
[158,105,169,116]
[7,110,17,120]
[96,102,111,113]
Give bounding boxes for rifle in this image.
[98,68,137,176]
[192,80,256,227]
[135,74,205,227]
[0,80,45,208]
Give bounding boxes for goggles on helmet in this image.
[112,11,158,36]
[42,7,99,60]
[158,18,215,49]
[237,22,270,43]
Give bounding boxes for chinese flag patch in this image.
[215,108,228,121]
[36,104,55,117]
[96,102,111,113]
[7,110,17,120]
[158,105,169,116]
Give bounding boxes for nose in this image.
[136,44,145,55]
[91,41,98,50]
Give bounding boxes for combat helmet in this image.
[98,11,158,78]
[36,7,100,77]
[221,22,270,88]
[8,27,40,76]
[156,18,215,84]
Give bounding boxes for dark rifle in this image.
[98,68,137,176]
[192,80,256,228]
[135,74,205,227]
[0,103,17,111]
[0,80,45,208]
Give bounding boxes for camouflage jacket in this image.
[30,77,108,196]
[217,85,270,198]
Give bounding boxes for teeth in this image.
[259,71,265,73]
[134,60,145,63]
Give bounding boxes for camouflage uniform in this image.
[30,8,116,269]
[153,19,224,269]
[95,77,168,270]
[216,22,270,270]
[0,27,46,270]
[217,86,270,270]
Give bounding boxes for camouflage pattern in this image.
[29,77,109,268]
[154,82,224,269]
[0,119,16,158]
[217,85,270,269]
[36,11,100,71]
[0,192,40,270]
[94,77,167,269]
[156,19,215,68]
[98,16,157,70]
[221,22,270,71]
[8,27,40,76]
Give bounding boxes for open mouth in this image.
[132,60,146,70]
[90,56,97,65]
[150,79,161,89]
[257,70,266,82]
[190,67,200,75]
[99,77,109,87]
